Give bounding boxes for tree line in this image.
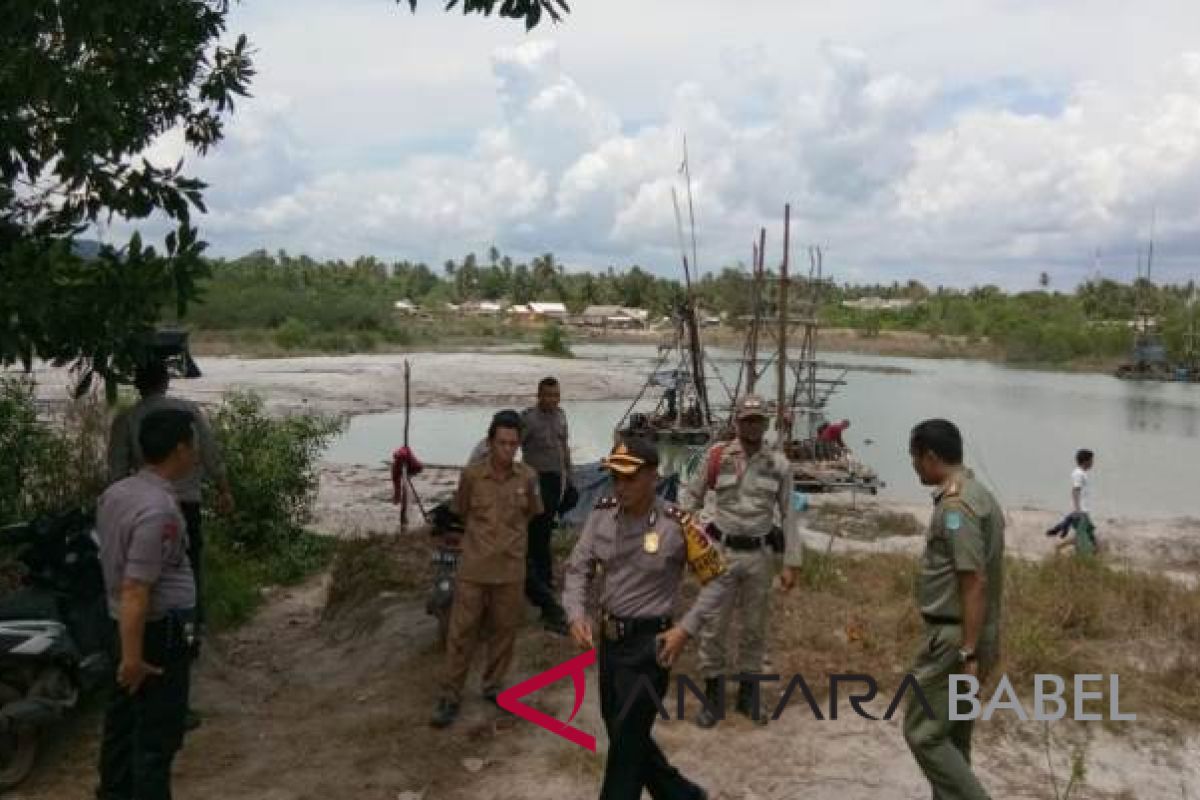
[185,248,1198,365]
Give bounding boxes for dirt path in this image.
[21,562,1200,800]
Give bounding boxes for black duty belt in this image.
[601,613,671,642]
[922,614,960,626]
[708,524,767,552]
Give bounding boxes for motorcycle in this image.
[425,503,463,649]
[0,508,111,789]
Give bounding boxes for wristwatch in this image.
[957,647,977,664]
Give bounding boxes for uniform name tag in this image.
[644,532,660,554]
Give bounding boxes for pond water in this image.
[324,344,1200,518]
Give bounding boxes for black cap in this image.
[602,435,660,475]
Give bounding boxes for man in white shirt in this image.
[1047,449,1097,555]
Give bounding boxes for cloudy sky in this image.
[119,0,1200,288]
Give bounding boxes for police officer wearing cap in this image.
[563,436,733,800]
[904,419,1005,800]
[681,393,801,728]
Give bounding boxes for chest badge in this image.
[643,532,660,554]
[944,510,962,533]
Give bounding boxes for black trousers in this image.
[97,620,191,800]
[179,502,204,629]
[598,633,704,800]
[526,471,564,615]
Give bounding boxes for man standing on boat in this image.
[521,377,572,635]
[680,394,803,728]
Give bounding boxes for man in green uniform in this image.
[904,418,1005,800]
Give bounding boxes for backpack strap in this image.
[705,443,726,492]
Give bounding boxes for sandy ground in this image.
[24,351,650,416]
[13,351,1200,798]
[22,464,1200,800]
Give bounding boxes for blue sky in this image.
[108,0,1200,288]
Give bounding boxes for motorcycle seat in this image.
[0,588,60,622]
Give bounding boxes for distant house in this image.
[841,297,915,312]
[580,305,647,329]
[393,299,417,314]
[694,308,723,327]
[460,300,506,317]
[527,301,568,321]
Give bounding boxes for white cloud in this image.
[108,1,1200,288]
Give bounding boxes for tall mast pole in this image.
[747,227,765,393]
[777,204,791,442]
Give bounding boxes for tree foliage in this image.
[1,0,567,393]
[191,248,1200,366]
[402,0,570,30]
[1,0,254,391]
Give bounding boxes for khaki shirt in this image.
[917,469,1005,650]
[453,460,543,584]
[562,498,733,636]
[520,406,570,475]
[681,440,801,567]
[97,469,196,620]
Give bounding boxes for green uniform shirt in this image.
[917,469,1005,649]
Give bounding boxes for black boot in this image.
[695,677,723,729]
[736,681,768,726]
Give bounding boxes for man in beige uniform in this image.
[904,418,1005,800]
[564,436,733,800]
[432,411,543,728]
[681,394,802,727]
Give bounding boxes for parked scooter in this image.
[425,502,463,649]
[0,508,110,789]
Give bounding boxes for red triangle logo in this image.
[496,648,597,752]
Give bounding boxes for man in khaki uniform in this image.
[564,436,732,800]
[432,411,543,728]
[681,394,802,727]
[904,418,1005,800]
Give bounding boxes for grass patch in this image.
[1003,555,1200,726]
[205,528,335,631]
[760,549,1200,728]
[323,534,430,620]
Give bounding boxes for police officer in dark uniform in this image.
[563,436,733,800]
[96,408,199,800]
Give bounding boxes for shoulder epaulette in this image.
[594,496,618,510]
[664,504,692,524]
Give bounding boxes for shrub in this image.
[540,322,573,357]
[273,317,311,350]
[206,391,345,574]
[0,377,108,526]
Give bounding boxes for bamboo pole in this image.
[400,359,411,531]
